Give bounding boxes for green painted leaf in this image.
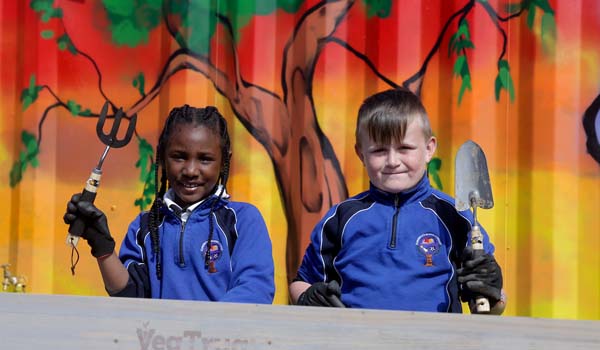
[9,131,40,188]
[533,0,554,14]
[79,109,92,116]
[31,157,40,168]
[453,55,466,77]
[111,19,149,47]
[30,0,53,13]
[22,96,33,111]
[102,0,162,47]
[541,12,556,55]
[57,34,77,55]
[66,100,81,116]
[498,66,509,87]
[132,72,146,96]
[494,75,502,101]
[134,162,156,211]
[448,32,459,57]
[363,0,392,18]
[41,30,54,39]
[526,3,536,29]
[427,158,443,190]
[453,39,475,55]
[28,74,37,94]
[102,0,135,17]
[505,2,524,13]
[9,160,23,187]
[448,20,474,57]
[457,74,471,105]
[136,137,154,181]
[497,64,515,102]
[54,7,63,18]
[134,137,156,211]
[21,75,42,111]
[41,11,52,22]
[23,131,37,151]
[162,0,303,53]
[278,0,304,13]
[498,59,510,70]
[506,72,515,102]
[457,19,470,39]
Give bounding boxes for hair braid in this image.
[149,150,167,280]
[202,107,231,271]
[151,105,232,273]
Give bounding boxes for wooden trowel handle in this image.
[67,169,101,246]
[470,225,491,313]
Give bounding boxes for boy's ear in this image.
[425,136,437,162]
[354,143,365,165]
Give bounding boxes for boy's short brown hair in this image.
[355,88,432,146]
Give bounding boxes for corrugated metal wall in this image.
[0,0,598,319]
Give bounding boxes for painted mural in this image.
[1,0,599,319]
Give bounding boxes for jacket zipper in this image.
[178,219,187,267]
[389,195,400,248]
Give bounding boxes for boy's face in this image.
[355,119,436,193]
[164,124,223,208]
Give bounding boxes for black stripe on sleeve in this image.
[320,195,374,283]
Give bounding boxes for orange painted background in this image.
[1,0,599,320]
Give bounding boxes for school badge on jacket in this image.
[202,240,223,273]
[416,233,441,267]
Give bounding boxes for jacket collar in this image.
[162,185,229,220]
[368,172,432,206]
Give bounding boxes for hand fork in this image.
[67,102,137,247]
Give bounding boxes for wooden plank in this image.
[0,293,598,350]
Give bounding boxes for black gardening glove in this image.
[63,194,115,258]
[457,246,503,305]
[297,281,345,307]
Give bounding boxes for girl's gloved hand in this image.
[64,194,115,258]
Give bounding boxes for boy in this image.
[289,88,505,314]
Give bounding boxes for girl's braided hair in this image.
[148,105,231,279]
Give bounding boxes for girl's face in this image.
[163,124,223,208]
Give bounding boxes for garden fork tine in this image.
[95,102,137,168]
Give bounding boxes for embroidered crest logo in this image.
[201,240,223,273]
[415,233,441,266]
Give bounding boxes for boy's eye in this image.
[369,146,387,153]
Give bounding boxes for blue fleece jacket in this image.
[113,193,275,304]
[296,174,494,312]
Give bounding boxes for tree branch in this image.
[403,0,474,96]
[59,19,114,108]
[478,1,511,63]
[325,37,400,89]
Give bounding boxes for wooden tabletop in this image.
[0,293,598,349]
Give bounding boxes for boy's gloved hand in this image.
[457,246,503,305]
[63,194,115,258]
[297,281,345,307]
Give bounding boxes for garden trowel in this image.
[455,140,494,313]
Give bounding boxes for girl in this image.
[64,105,275,303]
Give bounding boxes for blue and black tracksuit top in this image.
[111,193,275,304]
[296,174,495,312]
